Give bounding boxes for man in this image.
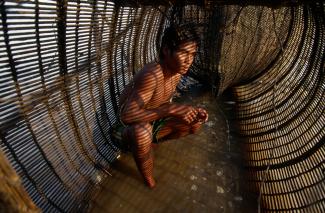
[116,25,208,188]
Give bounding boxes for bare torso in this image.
[119,62,181,110]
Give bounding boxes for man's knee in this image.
[123,122,152,145]
[130,122,152,137]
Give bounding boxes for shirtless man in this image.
[118,25,208,188]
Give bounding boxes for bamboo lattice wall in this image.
[0,0,324,212]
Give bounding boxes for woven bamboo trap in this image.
[0,0,324,212]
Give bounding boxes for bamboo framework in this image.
[0,0,324,212]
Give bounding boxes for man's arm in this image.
[120,69,199,124]
[120,68,162,124]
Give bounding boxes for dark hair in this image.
[159,24,200,60]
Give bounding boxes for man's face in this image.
[166,41,197,75]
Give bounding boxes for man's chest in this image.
[148,76,179,107]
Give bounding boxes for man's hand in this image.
[170,105,208,124]
[196,107,208,123]
[168,105,196,124]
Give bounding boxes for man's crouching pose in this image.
[117,25,208,188]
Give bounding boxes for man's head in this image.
[159,24,200,74]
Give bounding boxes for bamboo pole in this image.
[0,149,40,213]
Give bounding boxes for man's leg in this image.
[123,122,156,188]
[156,118,203,141]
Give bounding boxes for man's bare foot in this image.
[145,177,156,188]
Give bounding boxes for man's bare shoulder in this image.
[130,63,163,88]
[119,63,161,105]
[139,62,163,79]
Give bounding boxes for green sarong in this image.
[111,118,168,152]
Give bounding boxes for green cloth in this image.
[111,118,168,152]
